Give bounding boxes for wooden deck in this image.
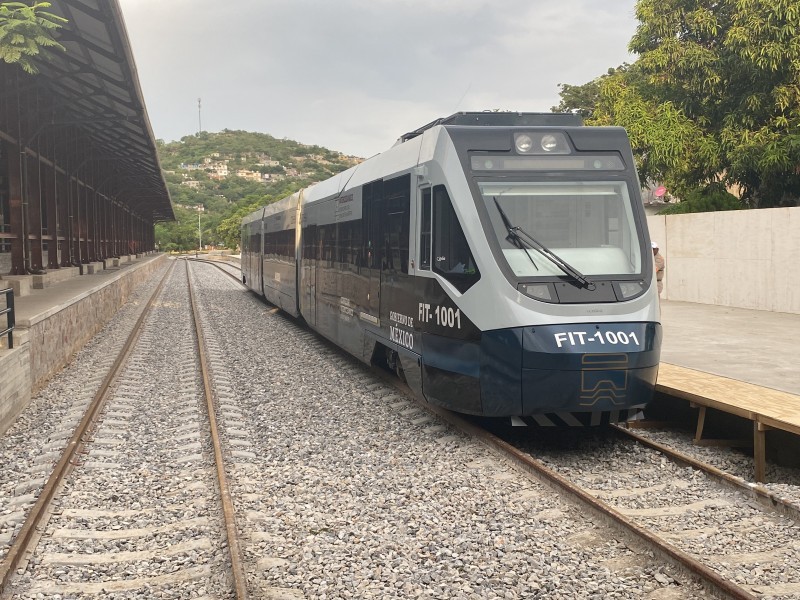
[654,363,800,482]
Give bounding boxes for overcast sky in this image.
[117,0,640,158]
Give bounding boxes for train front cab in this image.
[410,122,662,422]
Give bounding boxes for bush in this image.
[658,183,743,214]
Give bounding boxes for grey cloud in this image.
[120,0,638,157]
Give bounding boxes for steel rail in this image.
[186,257,243,286]
[412,396,761,600]
[0,260,176,594]
[611,424,800,520]
[185,260,249,600]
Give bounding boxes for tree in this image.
[154,131,359,249]
[217,201,264,251]
[590,68,721,197]
[627,0,800,207]
[551,66,630,118]
[0,1,66,74]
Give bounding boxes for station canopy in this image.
[16,0,173,222]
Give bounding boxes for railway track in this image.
[0,259,250,598]
[402,401,800,599]
[3,261,798,598]
[188,256,242,285]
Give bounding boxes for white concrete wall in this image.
[647,206,799,314]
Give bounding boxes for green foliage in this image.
[155,205,204,252]
[217,202,264,251]
[0,1,66,74]
[551,65,631,118]
[590,70,721,197]
[157,131,359,250]
[658,182,743,213]
[556,0,800,208]
[628,0,800,207]
[158,129,356,172]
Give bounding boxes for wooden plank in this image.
[658,363,800,434]
[754,422,767,483]
[694,405,706,443]
[759,415,800,437]
[656,362,800,484]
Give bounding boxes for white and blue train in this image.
[241,112,662,425]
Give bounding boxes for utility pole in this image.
[197,212,202,257]
[198,97,202,134]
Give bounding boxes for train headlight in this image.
[541,134,559,152]
[514,134,533,154]
[513,132,571,155]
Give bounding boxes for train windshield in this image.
[480,181,643,277]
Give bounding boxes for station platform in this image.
[654,300,800,482]
[0,254,167,435]
[659,300,800,396]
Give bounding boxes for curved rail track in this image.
[0,259,249,598]
[188,256,242,285]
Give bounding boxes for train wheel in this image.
[395,357,406,383]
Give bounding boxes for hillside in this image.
[155,130,361,251]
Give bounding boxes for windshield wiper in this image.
[493,198,538,271]
[492,197,596,291]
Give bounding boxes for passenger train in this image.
[241,112,662,425]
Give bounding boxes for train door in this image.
[361,180,383,322]
[253,218,263,294]
[301,222,317,326]
[379,174,414,335]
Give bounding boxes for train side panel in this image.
[261,192,301,317]
[240,208,264,293]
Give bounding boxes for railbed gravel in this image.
[188,262,709,599]
[8,260,234,599]
[7,258,796,598]
[629,426,800,507]
[521,431,800,598]
[0,260,171,559]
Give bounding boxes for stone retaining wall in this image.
[0,341,31,435]
[27,255,167,390]
[0,254,167,436]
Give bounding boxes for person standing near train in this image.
[652,241,665,296]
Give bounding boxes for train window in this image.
[432,185,480,293]
[419,187,431,270]
[482,181,642,277]
[363,180,383,270]
[280,228,294,259]
[337,220,361,269]
[382,175,410,273]
[270,230,277,258]
[303,224,316,262]
[320,223,336,267]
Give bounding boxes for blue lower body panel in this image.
[520,364,659,414]
[421,333,482,414]
[422,322,662,418]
